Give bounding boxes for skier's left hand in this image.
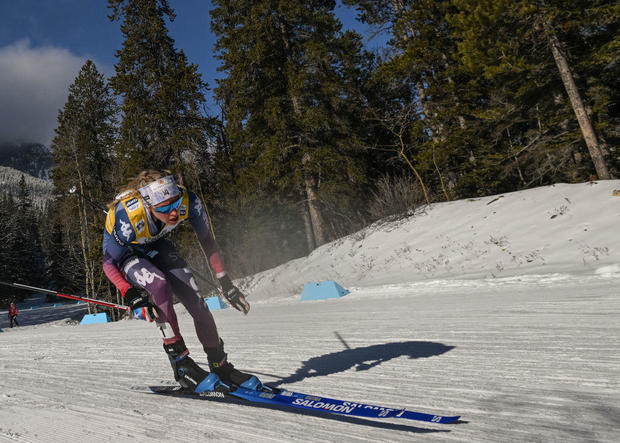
[218,275,250,315]
[125,287,159,321]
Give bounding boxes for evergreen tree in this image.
[345,0,619,197]
[0,177,47,304]
[109,0,213,179]
[344,0,479,198]
[211,0,373,251]
[0,194,19,305]
[50,60,117,306]
[39,201,81,300]
[16,175,46,285]
[448,0,618,185]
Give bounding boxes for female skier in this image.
[102,170,256,391]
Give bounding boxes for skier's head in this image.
[137,173,180,208]
[109,169,183,224]
[138,172,183,225]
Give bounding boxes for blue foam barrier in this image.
[301,280,350,301]
[204,296,228,311]
[80,313,110,325]
[53,303,63,307]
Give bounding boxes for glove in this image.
[124,287,158,321]
[218,275,250,315]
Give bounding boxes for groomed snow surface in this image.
[1,181,620,442]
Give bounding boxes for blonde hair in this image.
[107,169,173,210]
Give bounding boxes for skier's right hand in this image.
[218,275,250,315]
[125,287,158,321]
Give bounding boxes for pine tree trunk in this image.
[78,189,94,311]
[391,1,467,193]
[300,196,316,252]
[302,154,327,247]
[279,19,327,250]
[545,25,612,179]
[72,138,95,311]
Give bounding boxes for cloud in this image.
[0,39,87,147]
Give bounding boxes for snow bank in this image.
[241,181,620,301]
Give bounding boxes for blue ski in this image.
[230,387,460,424]
[136,384,460,424]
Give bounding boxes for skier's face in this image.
[150,196,181,225]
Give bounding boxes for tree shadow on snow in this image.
[269,338,455,387]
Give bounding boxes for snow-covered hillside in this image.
[241,181,620,300]
[0,166,54,209]
[0,143,53,180]
[1,181,619,442]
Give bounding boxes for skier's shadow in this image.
[163,339,458,433]
[268,339,455,387]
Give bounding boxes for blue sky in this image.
[0,0,387,147]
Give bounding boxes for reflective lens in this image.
[153,196,182,214]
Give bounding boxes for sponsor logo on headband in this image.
[138,175,179,206]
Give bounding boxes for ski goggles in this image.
[138,175,180,207]
[152,196,183,214]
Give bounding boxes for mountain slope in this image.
[0,142,53,180]
[0,165,54,209]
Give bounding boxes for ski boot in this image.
[163,337,214,391]
[204,338,262,390]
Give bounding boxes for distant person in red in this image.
[8,302,19,328]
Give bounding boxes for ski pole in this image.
[191,268,221,291]
[0,281,131,311]
[67,186,109,214]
